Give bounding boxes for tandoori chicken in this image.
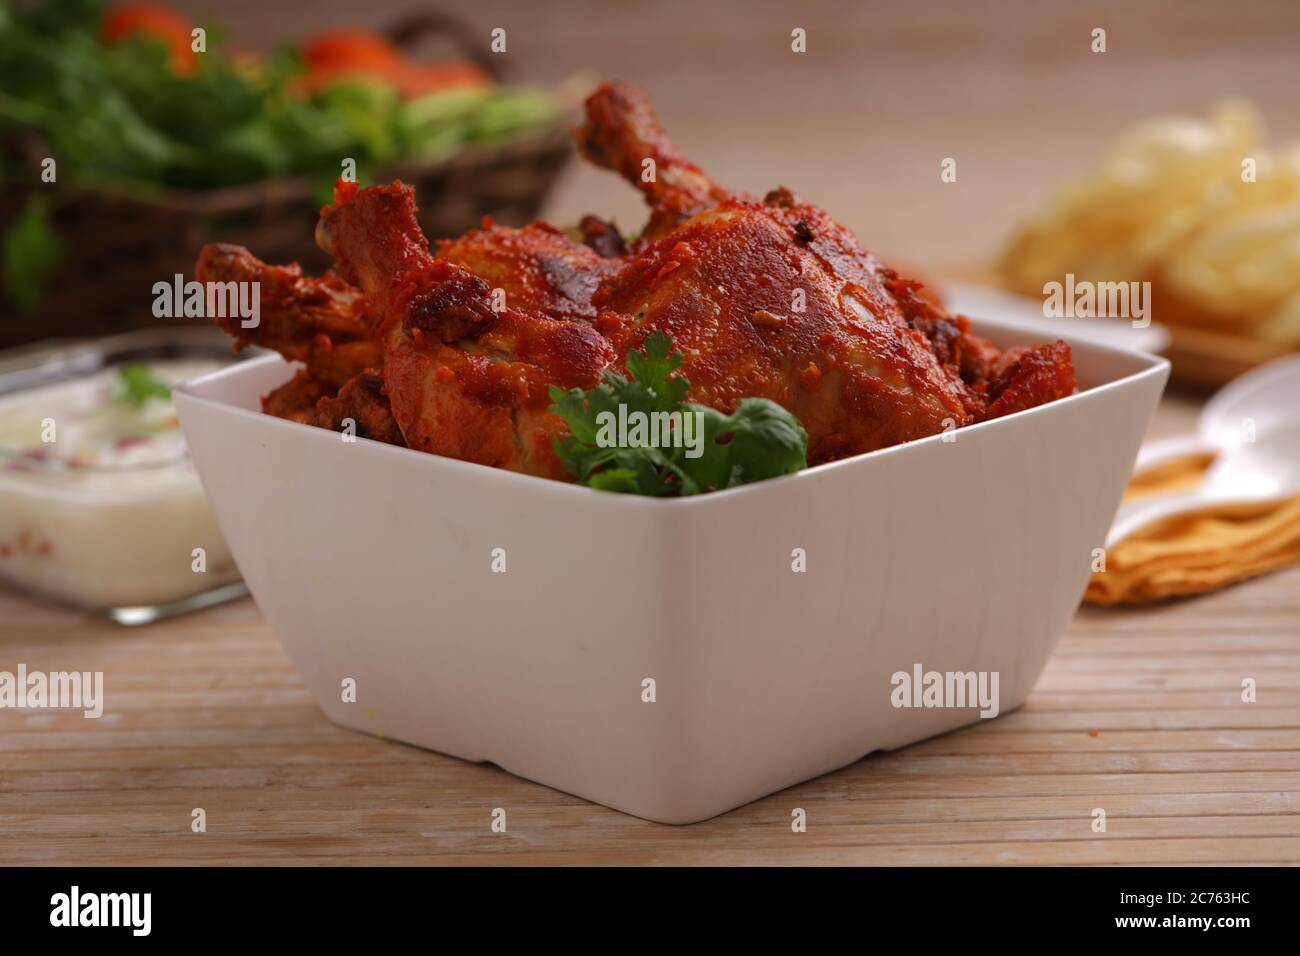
[197,81,1076,484]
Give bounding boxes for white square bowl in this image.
[175,317,1168,824]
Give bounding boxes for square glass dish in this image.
[0,329,248,625]
[176,317,1168,822]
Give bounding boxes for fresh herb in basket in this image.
[0,0,560,308]
[1,195,61,311]
[0,0,558,189]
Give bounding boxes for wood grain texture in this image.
[1,396,1297,866]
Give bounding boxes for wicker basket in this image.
[0,13,574,348]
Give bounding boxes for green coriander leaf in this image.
[711,397,810,486]
[623,331,688,413]
[549,333,808,496]
[587,468,642,493]
[673,405,733,492]
[115,364,171,408]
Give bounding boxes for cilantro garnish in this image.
[115,364,171,408]
[549,332,808,496]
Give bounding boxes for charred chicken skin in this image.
[315,180,615,479]
[199,82,1075,481]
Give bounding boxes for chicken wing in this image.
[195,243,402,439]
[195,243,381,390]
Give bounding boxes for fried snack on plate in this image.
[1000,101,1300,349]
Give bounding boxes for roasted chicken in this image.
[198,82,1075,482]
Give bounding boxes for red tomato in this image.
[101,4,198,74]
[303,30,402,71]
[300,28,491,98]
[392,61,491,97]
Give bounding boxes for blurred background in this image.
[3,0,1299,347]
[170,0,1300,263]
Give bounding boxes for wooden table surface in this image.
[3,396,1298,866]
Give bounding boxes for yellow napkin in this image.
[1085,454,1300,605]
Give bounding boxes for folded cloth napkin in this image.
[1085,453,1300,605]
